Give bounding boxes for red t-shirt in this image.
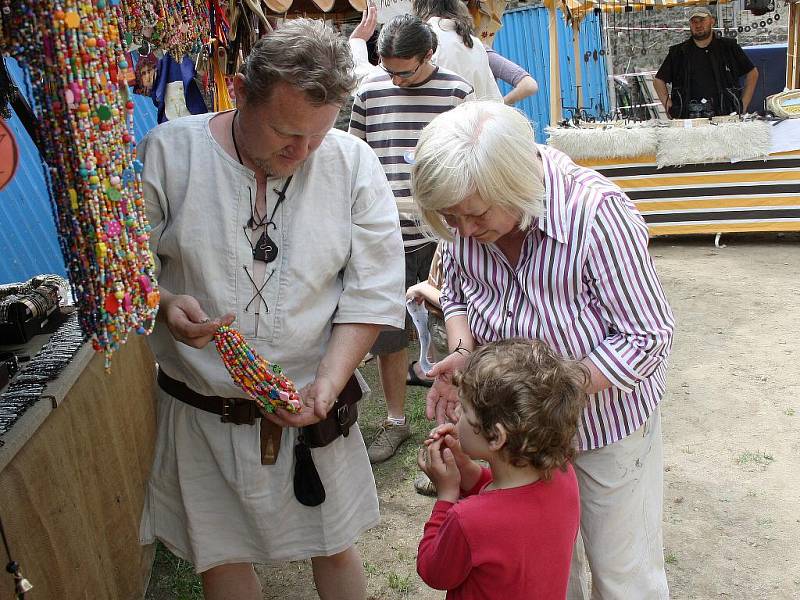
[417,464,579,599]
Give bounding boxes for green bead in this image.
[96,105,112,121]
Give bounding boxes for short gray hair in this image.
[412,101,545,239]
[238,19,357,106]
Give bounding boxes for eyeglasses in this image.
[379,61,423,79]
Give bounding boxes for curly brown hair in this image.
[454,338,589,480]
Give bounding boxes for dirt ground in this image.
[150,233,800,599]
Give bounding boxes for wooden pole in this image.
[788,1,799,89]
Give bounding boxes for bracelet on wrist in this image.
[452,338,472,357]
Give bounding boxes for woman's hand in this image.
[160,292,234,349]
[417,439,461,503]
[425,351,468,424]
[406,281,428,304]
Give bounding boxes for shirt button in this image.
[507,310,514,317]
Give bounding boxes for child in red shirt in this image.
[416,338,588,599]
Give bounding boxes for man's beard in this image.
[254,156,303,178]
[692,29,712,41]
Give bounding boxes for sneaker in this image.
[367,420,411,464]
[414,471,437,497]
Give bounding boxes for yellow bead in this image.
[64,11,80,28]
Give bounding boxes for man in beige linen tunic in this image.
[138,20,405,600]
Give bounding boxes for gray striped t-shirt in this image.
[349,66,474,249]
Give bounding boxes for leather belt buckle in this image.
[221,399,257,426]
[220,398,234,424]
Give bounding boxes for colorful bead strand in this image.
[1,0,160,367]
[118,0,209,58]
[214,325,303,414]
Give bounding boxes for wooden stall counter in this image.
[0,324,157,600]
[547,119,800,237]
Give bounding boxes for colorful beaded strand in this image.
[214,325,303,414]
[1,0,160,367]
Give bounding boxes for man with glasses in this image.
[349,14,474,465]
[139,19,405,600]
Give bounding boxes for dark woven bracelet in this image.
[452,339,472,357]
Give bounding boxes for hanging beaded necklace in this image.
[118,0,209,58]
[1,0,160,367]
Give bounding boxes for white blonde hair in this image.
[411,101,545,239]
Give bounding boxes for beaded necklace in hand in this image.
[214,325,303,414]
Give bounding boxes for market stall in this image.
[543,0,800,237]
[0,310,157,599]
[549,119,800,235]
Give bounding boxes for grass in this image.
[785,408,795,416]
[736,450,775,467]
[146,541,202,600]
[387,572,413,593]
[665,552,678,565]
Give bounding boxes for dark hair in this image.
[378,14,438,60]
[454,338,589,479]
[412,0,475,48]
[238,18,356,106]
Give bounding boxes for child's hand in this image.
[426,422,458,443]
[417,440,461,503]
[425,424,467,467]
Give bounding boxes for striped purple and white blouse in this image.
[440,146,675,451]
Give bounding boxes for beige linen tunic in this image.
[138,113,405,571]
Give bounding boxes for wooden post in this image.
[788,1,799,89]
[548,0,562,126]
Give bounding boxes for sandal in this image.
[407,361,433,388]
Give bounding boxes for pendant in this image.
[253,230,278,263]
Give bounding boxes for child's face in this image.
[456,401,492,460]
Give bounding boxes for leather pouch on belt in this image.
[260,372,363,463]
[301,373,363,448]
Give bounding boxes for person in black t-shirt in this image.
[654,7,758,118]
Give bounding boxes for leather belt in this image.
[156,369,363,448]
[157,369,261,425]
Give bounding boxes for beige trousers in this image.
[567,407,669,600]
